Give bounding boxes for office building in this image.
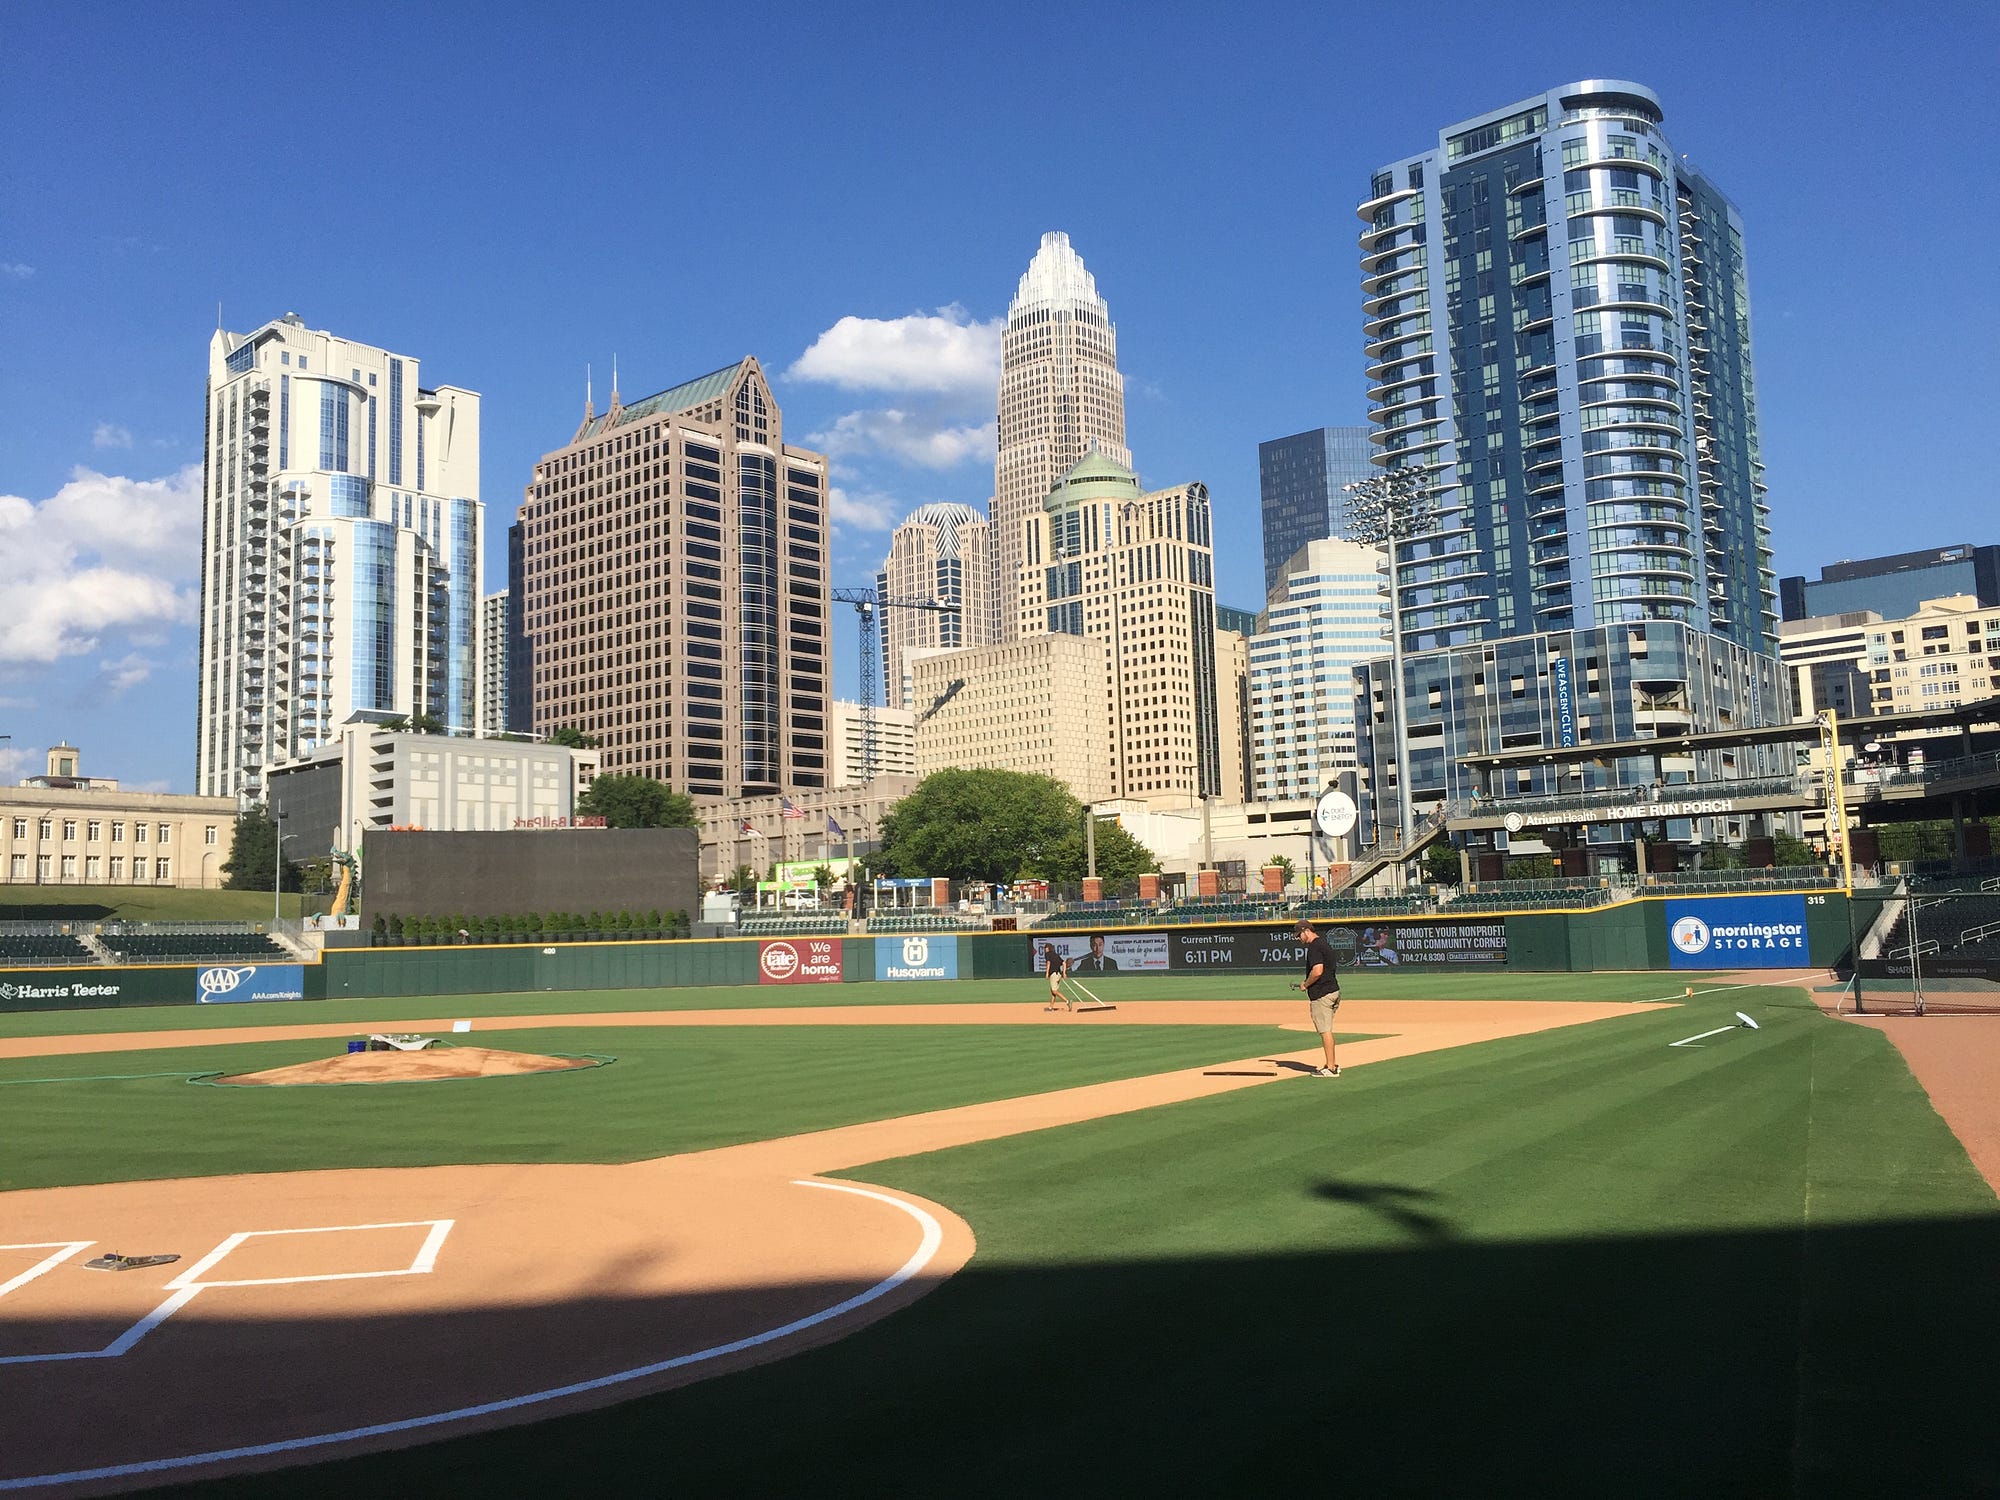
[199,314,484,801]
[1249,538,1389,801]
[1780,544,2000,623]
[1214,625,1252,804]
[1016,454,1221,808]
[1777,610,1879,721]
[265,723,599,860]
[875,502,994,708]
[1858,595,2000,715]
[993,232,1129,643]
[1354,620,1789,835]
[1357,79,1776,656]
[3,745,238,888]
[910,635,1113,805]
[693,776,916,886]
[516,357,831,797]
[479,590,510,736]
[830,700,917,785]
[1257,426,1373,596]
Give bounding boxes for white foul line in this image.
[0,1244,94,1302]
[0,1221,455,1369]
[0,1180,945,1493]
[1670,1025,1740,1048]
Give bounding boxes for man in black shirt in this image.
[1290,917,1342,1077]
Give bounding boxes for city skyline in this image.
[3,4,1995,791]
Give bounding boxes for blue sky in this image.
[2,1,1994,792]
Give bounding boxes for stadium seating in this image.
[866,913,981,934]
[737,916,849,937]
[0,931,95,966]
[100,929,289,964]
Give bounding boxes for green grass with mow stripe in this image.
[173,983,2000,1500]
[0,1023,1335,1192]
[0,969,1701,1039]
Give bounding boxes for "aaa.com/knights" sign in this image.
[1664,895,1809,969]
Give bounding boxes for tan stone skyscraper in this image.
[515,357,831,798]
[992,232,1129,642]
[875,502,993,708]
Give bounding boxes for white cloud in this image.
[96,651,160,695]
[0,262,31,280]
[810,410,996,470]
[828,486,903,534]
[92,422,133,449]
[0,464,203,663]
[787,305,1002,398]
[0,747,29,782]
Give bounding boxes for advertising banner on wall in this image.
[758,937,843,985]
[877,934,959,981]
[1029,932,1170,973]
[1026,921,1509,975]
[1665,895,1809,969]
[195,964,307,1003]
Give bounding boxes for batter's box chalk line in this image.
[0,1183,942,1494]
[0,1220,454,1368]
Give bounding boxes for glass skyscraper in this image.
[1257,426,1373,597]
[198,315,484,801]
[1357,79,1776,656]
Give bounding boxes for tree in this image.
[220,803,299,892]
[409,711,446,735]
[1421,843,1460,886]
[724,864,757,894]
[1269,854,1298,889]
[1771,831,1819,867]
[877,769,1161,883]
[1038,815,1161,883]
[546,725,602,749]
[576,774,697,829]
[812,864,835,893]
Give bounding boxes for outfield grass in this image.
[147,982,1998,1499]
[0,885,309,922]
[0,1023,1333,1192]
[0,969,1700,1040]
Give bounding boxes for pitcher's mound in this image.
[217,1045,600,1086]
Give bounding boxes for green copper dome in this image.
[1045,450,1141,509]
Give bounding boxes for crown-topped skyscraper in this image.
[991,232,1129,642]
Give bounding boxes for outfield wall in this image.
[0,890,1880,1013]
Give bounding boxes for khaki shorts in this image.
[1307,991,1341,1033]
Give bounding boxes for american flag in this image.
[780,796,805,820]
[826,815,846,838]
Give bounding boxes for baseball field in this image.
[2,969,1995,1497]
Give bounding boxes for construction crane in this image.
[831,588,959,782]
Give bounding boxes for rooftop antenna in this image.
[611,353,620,407]
[584,363,595,421]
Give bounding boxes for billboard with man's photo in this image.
[1031,932,1169,973]
[1028,921,1506,975]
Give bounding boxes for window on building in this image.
[61,855,76,879]
[62,819,76,841]
[156,858,171,881]
[87,820,101,841]
[111,822,123,842]
[135,823,148,843]
[109,856,123,880]
[205,825,218,845]
[158,824,171,845]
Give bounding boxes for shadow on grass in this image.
[0,1212,1963,1499]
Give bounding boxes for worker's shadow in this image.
[1310,1179,1458,1242]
